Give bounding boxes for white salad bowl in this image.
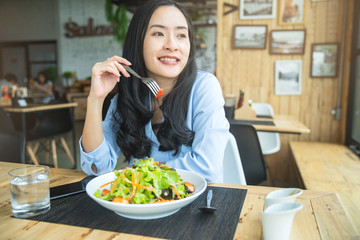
[86,169,207,220]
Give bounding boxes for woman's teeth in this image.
[159,57,177,62]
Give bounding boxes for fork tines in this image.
[144,79,161,96]
[121,64,162,98]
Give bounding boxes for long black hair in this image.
[112,0,197,162]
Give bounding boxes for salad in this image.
[94,158,195,204]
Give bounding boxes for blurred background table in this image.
[3,102,77,164]
[232,115,310,134]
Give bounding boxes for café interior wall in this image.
[0,0,124,82]
[58,0,124,81]
[0,0,58,41]
[216,0,354,184]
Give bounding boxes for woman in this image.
[80,0,229,183]
[30,71,54,103]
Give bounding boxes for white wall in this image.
[195,26,216,74]
[57,0,123,80]
[0,0,58,41]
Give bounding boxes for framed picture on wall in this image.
[310,43,339,78]
[240,0,276,19]
[270,30,306,54]
[278,0,306,25]
[275,60,302,95]
[232,25,267,49]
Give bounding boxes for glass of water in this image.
[8,165,50,218]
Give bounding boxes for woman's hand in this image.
[89,56,131,100]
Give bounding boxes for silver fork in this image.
[121,64,163,98]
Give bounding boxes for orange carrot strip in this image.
[100,181,114,188]
[172,185,182,199]
[136,172,142,193]
[122,174,132,184]
[136,172,142,183]
[110,178,119,194]
[133,183,155,191]
[122,174,155,191]
[128,172,136,201]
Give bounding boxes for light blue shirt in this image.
[80,71,229,183]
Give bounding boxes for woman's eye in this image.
[177,33,187,38]
[153,32,164,36]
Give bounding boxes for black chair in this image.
[25,99,76,168]
[0,107,23,163]
[229,123,267,185]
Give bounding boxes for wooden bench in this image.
[289,141,360,231]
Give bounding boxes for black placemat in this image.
[30,186,247,240]
[230,119,275,126]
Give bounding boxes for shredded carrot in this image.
[133,183,155,191]
[122,174,155,191]
[136,172,142,193]
[172,185,182,199]
[153,161,159,166]
[110,178,119,194]
[100,181,114,188]
[122,174,132,184]
[128,172,136,201]
[136,172,142,183]
[155,196,175,203]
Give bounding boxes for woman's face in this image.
[38,74,46,83]
[143,6,190,83]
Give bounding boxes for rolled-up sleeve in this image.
[166,72,229,183]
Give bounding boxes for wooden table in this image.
[3,102,78,164]
[232,114,311,134]
[290,141,360,232]
[0,162,358,239]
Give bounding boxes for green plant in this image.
[105,0,128,44]
[43,66,57,83]
[62,71,73,78]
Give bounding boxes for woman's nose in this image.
[163,35,178,51]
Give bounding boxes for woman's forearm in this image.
[81,96,105,153]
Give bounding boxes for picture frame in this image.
[232,25,267,49]
[275,60,302,95]
[240,0,276,19]
[278,0,306,25]
[310,43,339,78]
[270,30,306,55]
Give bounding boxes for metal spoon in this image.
[199,190,216,213]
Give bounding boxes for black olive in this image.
[160,188,173,200]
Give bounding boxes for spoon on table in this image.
[199,190,216,213]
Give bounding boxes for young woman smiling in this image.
[80,0,229,183]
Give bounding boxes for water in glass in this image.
[9,166,50,218]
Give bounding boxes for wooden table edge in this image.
[3,102,78,113]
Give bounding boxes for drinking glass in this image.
[224,94,237,119]
[8,165,50,218]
